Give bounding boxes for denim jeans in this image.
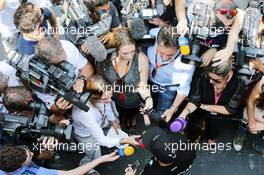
[150,81,177,114]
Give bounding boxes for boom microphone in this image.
[130,18,148,40]
[83,36,107,62]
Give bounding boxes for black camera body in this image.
[5,51,91,112]
[182,2,215,66]
[63,0,112,46]
[0,102,73,140]
[236,4,264,80]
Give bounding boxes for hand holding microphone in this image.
[170,117,188,133]
[118,146,135,157]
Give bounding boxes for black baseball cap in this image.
[142,126,196,165]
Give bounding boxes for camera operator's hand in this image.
[38,136,59,151]
[176,19,189,37]
[249,58,264,73]
[59,119,71,126]
[212,48,233,67]
[124,166,137,175]
[120,135,141,147]
[200,48,217,67]
[97,150,120,163]
[148,18,166,27]
[73,79,85,93]
[80,43,90,55]
[55,97,73,110]
[99,32,114,44]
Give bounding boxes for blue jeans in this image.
[150,81,177,114]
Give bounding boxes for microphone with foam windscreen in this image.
[118,146,135,156]
[178,37,190,56]
[130,18,148,40]
[170,117,187,133]
[82,36,107,62]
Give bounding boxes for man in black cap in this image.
[125,126,196,175]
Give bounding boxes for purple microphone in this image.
[170,117,187,133]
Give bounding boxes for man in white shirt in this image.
[147,25,195,123]
[34,37,94,112]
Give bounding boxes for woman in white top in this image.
[233,76,264,156]
[72,75,140,172]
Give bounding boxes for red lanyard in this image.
[213,76,230,104]
[152,50,180,78]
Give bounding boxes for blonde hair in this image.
[107,27,135,50]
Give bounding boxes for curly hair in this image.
[0,146,27,172]
[13,2,40,33]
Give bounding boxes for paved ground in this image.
[1,35,264,175]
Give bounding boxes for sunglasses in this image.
[219,8,238,17]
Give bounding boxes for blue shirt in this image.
[18,7,52,55]
[0,162,58,175]
[147,28,196,96]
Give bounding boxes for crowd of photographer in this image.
[0,0,264,175]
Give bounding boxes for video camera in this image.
[5,51,91,112]
[121,0,164,20]
[182,2,216,66]
[236,0,264,80]
[63,0,112,46]
[0,101,73,140]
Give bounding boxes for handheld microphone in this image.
[178,37,190,56]
[170,117,187,133]
[118,146,135,157]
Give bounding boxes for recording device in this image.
[236,2,264,80]
[179,37,191,56]
[118,146,135,156]
[181,2,216,66]
[140,103,164,126]
[5,51,91,112]
[122,0,162,46]
[63,0,111,60]
[121,0,164,20]
[130,18,156,47]
[170,117,187,133]
[0,102,73,140]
